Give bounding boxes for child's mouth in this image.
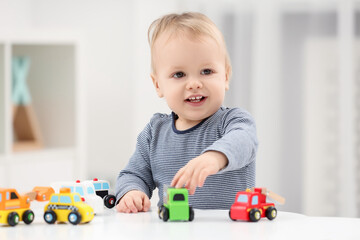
[185,96,207,106]
[186,96,206,103]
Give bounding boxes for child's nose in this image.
[186,78,203,90]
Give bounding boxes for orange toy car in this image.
[25,186,54,201]
[0,188,34,226]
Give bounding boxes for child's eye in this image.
[201,69,213,75]
[172,72,185,78]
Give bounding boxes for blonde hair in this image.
[148,12,232,79]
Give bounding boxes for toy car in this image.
[0,188,34,226]
[25,186,55,201]
[44,188,94,225]
[158,187,194,222]
[85,178,116,209]
[51,180,104,214]
[229,188,282,222]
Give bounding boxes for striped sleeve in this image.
[202,108,258,172]
[115,122,156,202]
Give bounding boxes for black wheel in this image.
[162,208,169,222]
[266,207,277,220]
[249,208,261,222]
[7,212,19,226]
[189,207,194,221]
[44,210,57,224]
[159,205,169,222]
[23,210,35,224]
[104,194,116,208]
[68,211,81,225]
[229,210,236,221]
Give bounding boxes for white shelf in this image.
[12,44,76,149]
[6,147,76,163]
[0,33,85,190]
[0,44,5,154]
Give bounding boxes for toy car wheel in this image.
[266,206,277,220]
[249,208,261,222]
[44,210,57,224]
[7,212,20,226]
[159,206,169,222]
[68,211,82,225]
[104,194,116,208]
[162,208,169,222]
[23,210,35,224]
[189,207,194,221]
[229,210,236,221]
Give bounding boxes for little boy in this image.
[115,12,258,213]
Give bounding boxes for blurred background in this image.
[0,0,359,217]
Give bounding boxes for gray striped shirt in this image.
[116,107,258,209]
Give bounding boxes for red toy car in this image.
[229,188,284,222]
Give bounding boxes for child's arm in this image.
[171,108,258,195]
[115,123,156,211]
[116,190,151,213]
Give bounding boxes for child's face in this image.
[151,32,229,126]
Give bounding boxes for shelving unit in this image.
[0,33,85,193]
[0,44,5,155]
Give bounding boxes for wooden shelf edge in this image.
[13,141,43,152]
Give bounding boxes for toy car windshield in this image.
[237,194,248,203]
[173,194,185,201]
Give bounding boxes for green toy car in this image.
[158,187,194,222]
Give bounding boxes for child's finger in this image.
[174,174,187,189]
[117,201,128,213]
[133,196,143,211]
[188,169,201,195]
[172,168,187,188]
[171,167,185,186]
[198,168,211,187]
[115,202,123,212]
[124,197,138,213]
[188,183,197,195]
[142,195,151,212]
[175,169,193,189]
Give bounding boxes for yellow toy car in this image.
[43,188,94,225]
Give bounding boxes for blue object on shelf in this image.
[12,56,31,105]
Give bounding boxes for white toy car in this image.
[51,180,104,214]
[85,178,116,209]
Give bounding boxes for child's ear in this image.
[151,73,164,98]
[225,73,230,91]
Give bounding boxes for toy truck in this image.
[44,188,94,225]
[0,188,34,226]
[229,188,285,222]
[158,187,194,222]
[85,178,116,209]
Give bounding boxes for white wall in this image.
[0,0,32,29]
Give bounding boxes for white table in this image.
[1,203,360,240]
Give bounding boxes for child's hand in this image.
[171,151,228,195]
[115,190,151,213]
